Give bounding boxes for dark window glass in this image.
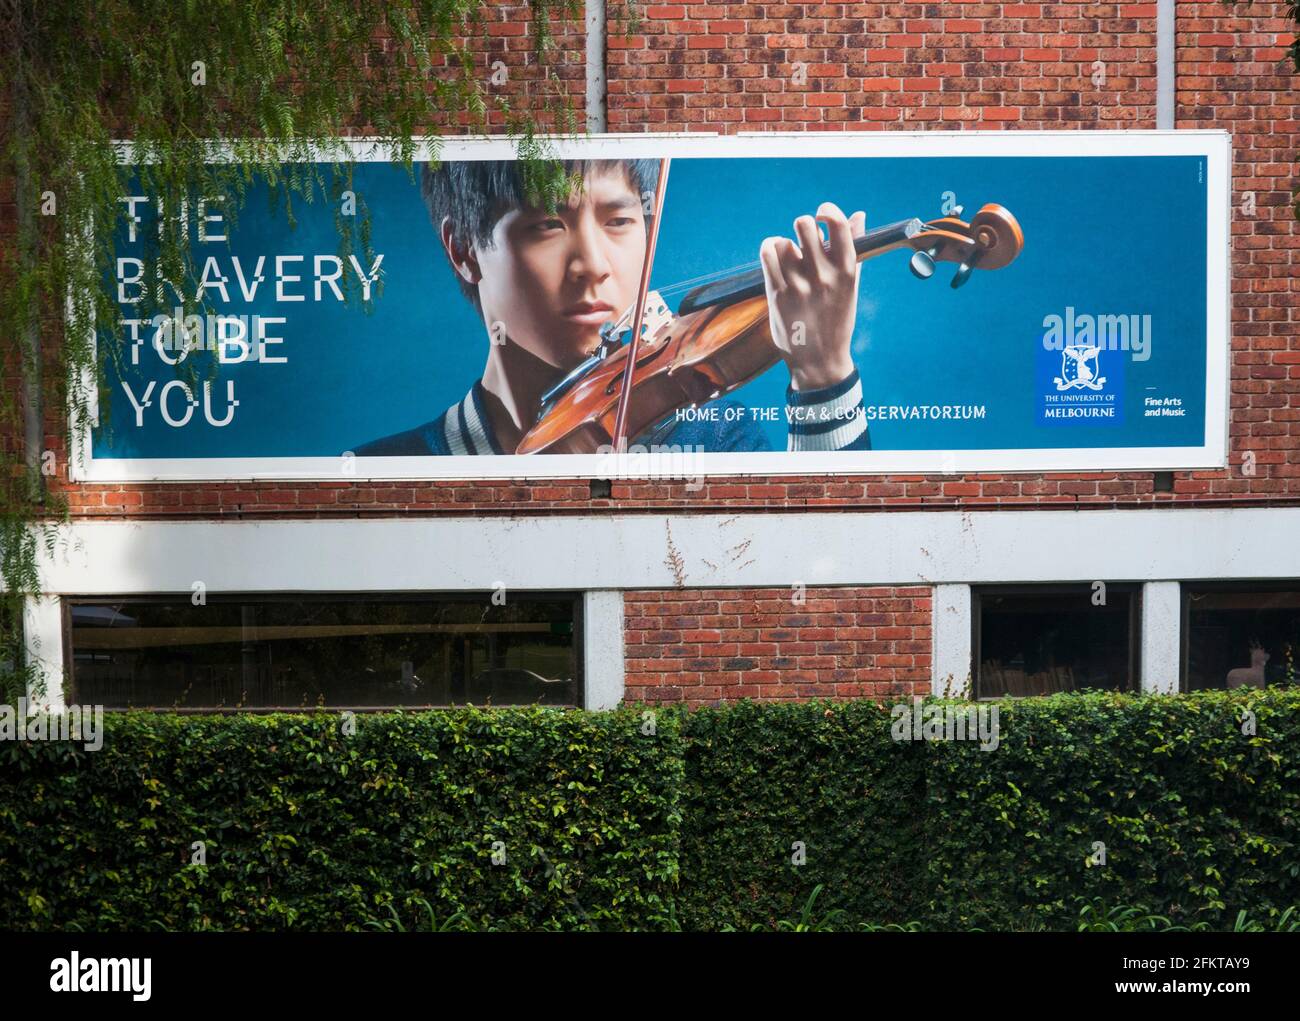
[68,595,580,710]
[975,586,1139,697]
[1185,586,1300,691]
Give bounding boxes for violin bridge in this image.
[538,291,676,421]
[609,290,674,345]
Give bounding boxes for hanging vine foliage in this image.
[0,0,589,705]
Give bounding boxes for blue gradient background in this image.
[94,155,1208,458]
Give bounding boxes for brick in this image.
[43,4,1300,693]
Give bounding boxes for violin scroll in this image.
[907,203,1024,288]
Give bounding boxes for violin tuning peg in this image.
[909,249,937,280]
[950,247,982,289]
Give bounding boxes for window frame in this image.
[63,590,586,713]
[1180,580,1300,693]
[971,582,1143,699]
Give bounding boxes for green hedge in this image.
[677,700,927,930]
[0,708,682,931]
[922,690,1300,930]
[1,690,1297,930]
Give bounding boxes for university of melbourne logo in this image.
[1037,306,1151,426]
[1053,345,1106,392]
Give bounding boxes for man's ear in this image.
[440,215,482,285]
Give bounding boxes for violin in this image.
[515,161,1024,456]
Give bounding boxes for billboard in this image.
[77,131,1231,481]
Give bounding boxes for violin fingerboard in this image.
[677,218,919,315]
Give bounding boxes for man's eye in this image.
[534,219,564,232]
[607,217,635,227]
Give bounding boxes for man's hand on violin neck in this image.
[760,201,866,392]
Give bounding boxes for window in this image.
[1184,584,1300,691]
[973,585,1140,697]
[67,593,582,710]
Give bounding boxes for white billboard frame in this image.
[73,130,1231,482]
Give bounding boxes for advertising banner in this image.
[79,131,1230,481]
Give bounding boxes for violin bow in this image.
[611,157,671,453]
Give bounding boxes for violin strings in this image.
[650,238,846,297]
[650,218,922,300]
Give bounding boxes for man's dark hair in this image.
[421,158,660,313]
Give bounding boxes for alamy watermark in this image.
[0,698,104,751]
[1041,306,1152,363]
[890,696,1000,752]
[50,952,150,1000]
[121,307,286,365]
[594,442,706,491]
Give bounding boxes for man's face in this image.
[468,165,648,370]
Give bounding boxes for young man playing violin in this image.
[355,158,871,456]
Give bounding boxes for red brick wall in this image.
[46,2,1299,517]
[454,2,587,130]
[7,5,1298,703]
[623,586,932,705]
[1178,2,1299,500]
[608,1,1158,129]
